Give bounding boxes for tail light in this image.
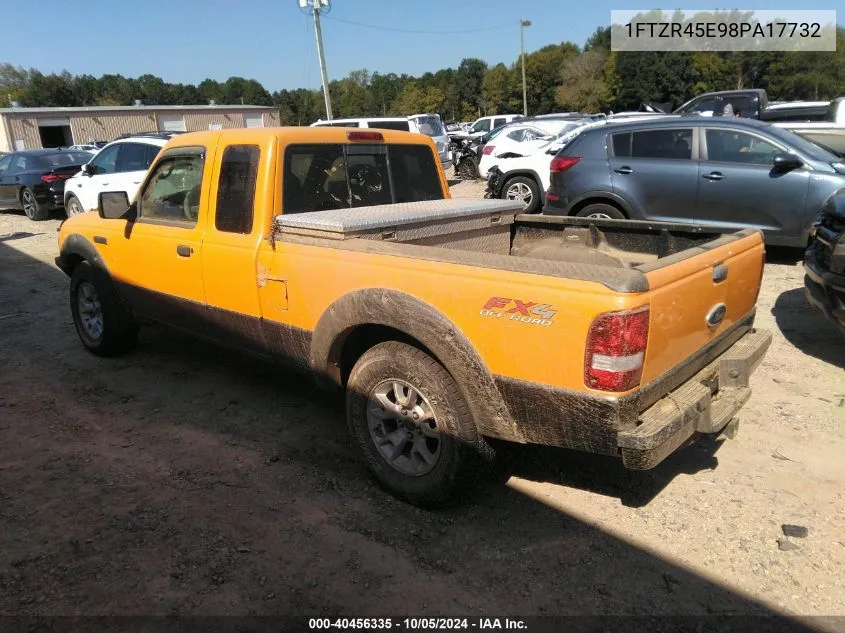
[550,156,580,173]
[42,173,72,183]
[482,145,495,155]
[347,131,384,142]
[585,306,650,392]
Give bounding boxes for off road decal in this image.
[479,297,556,327]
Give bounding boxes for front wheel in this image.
[21,187,49,221]
[65,195,85,218]
[346,341,489,507]
[70,261,138,357]
[502,176,541,213]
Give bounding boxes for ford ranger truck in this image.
[55,127,772,507]
[805,189,845,336]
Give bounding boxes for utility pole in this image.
[520,19,531,117]
[300,0,333,120]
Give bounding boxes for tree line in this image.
[2,25,843,125]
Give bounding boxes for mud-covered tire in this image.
[21,187,49,221]
[575,202,626,220]
[69,261,138,357]
[346,341,491,508]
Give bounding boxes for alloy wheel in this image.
[76,281,104,341]
[506,182,533,209]
[366,379,442,476]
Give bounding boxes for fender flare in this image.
[55,233,110,278]
[309,288,523,442]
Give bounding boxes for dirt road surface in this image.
[1,188,843,628]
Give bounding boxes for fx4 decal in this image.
[479,297,556,327]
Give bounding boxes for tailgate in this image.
[639,230,765,384]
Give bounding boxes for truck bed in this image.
[273,199,756,293]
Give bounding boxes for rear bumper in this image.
[617,329,772,469]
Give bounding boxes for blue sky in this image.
[3,0,839,91]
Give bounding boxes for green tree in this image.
[584,26,611,52]
[23,71,76,107]
[524,42,580,114]
[613,51,695,110]
[555,49,610,112]
[455,58,487,117]
[0,64,28,105]
[197,79,223,104]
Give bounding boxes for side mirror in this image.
[98,191,132,220]
[81,163,93,177]
[772,152,803,170]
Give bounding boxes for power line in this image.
[321,15,513,35]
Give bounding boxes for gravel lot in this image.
[1,185,843,627]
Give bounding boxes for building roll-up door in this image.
[244,114,264,128]
[158,114,187,132]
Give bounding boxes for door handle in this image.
[176,245,193,257]
[713,263,729,283]
[702,172,724,181]
[614,167,633,175]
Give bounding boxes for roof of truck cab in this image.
[161,126,437,149]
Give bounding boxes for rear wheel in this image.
[346,341,490,507]
[65,195,85,218]
[70,261,138,357]
[575,202,625,220]
[502,176,541,213]
[458,158,478,180]
[21,187,48,221]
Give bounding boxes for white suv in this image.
[63,133,173,217]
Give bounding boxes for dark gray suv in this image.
[544,118,845,247]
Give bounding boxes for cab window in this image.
[215,145,259,234]
[283,143,443,214]
[470,119,491,134]
[116,143,159,173]
[88,145,119,175]
[0,156,11,176]
[138,152,205,225]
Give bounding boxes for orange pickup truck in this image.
[56,127,772,507]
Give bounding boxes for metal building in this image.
[0,103,281,152]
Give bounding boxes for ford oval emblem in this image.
[706,303,727,328]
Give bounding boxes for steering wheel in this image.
[183,185,200,221]
[348,164,383,202]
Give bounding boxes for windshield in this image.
[414,115,446,138]
[40,152,93,167]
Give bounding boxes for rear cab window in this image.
[282,143,443,214]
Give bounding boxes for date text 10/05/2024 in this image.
[308,618,528,630]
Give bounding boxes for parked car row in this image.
[0,133,177,221]
[482,113,845,248]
